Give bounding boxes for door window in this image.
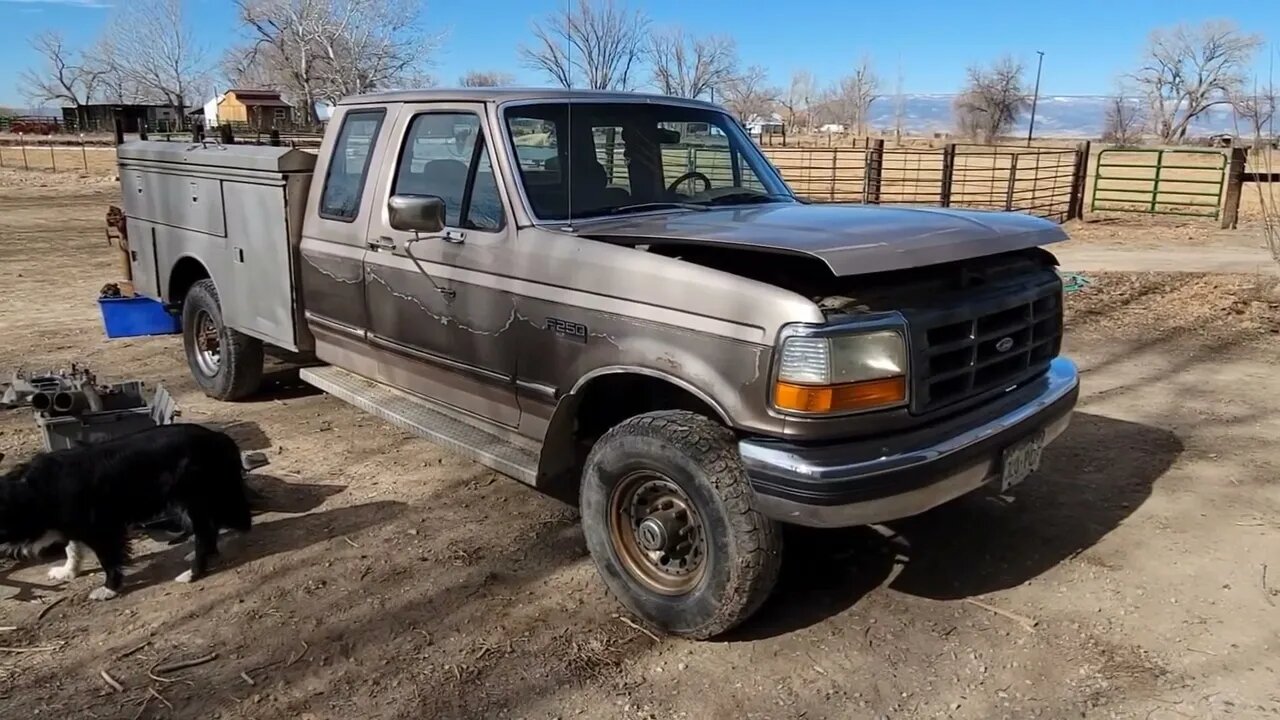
[319,109,385,221]
[393,113,504,231]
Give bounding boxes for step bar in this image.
[299,365,539,485]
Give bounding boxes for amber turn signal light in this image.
[774,376,907,414]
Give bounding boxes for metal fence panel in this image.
[759,144,1082,222]
[1091,148,1227,219]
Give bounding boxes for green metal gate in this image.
[1091,148,1227,219]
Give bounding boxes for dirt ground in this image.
[2,173,1280,720]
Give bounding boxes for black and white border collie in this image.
[0,424,251,600]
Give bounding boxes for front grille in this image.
[907,272,1062,415]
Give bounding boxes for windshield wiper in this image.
[701,192,792,207]
[600,202,710,216]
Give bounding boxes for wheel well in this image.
[539,373,727,503]
[168,258,210,304]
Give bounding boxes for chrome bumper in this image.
[739,357,1080,528]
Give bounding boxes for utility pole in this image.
[1027,50,1044,147]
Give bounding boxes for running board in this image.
[299,365,539,485]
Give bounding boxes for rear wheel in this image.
[182,279,263,401]
[580,410,782,639]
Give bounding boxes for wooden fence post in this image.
[940,143,957,207]
[112,110,125,146]
[1221,147,1247,229]
[1005,154,1019,211]
[1068,141,1091,220]
[269,128,281,147]
[219,123,234,145]
[829,148,838,202]
[863,138,885,204]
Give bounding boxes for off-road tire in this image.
[182,279,263,401]
[580,410,783,639]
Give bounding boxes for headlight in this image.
[774,330,908,414]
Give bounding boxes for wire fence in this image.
[0,136,110,173]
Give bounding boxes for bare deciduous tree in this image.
[780,70,815,131]
[892,59,906,139]
[309,0,440,98]
[1133,21,1262,144]
[1102,92,1145,146]
[459,70,515,87]
[721,65,778,121]
[1232,81,1278,140]
[837,57,879,135]
[229,0,441,122]
[953,56,1029,142]
[98,0,208,114]
[228,0,325,122]
[520,0,647,90]
[18,32,104,128]
[91,37,147,105]
[647,28,736,100]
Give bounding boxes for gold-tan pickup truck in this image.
[115,88,1078,638]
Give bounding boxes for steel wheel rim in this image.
[608,470,707,596]
[193,309,221,377]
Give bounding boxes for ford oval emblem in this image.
[995,337,1015,353]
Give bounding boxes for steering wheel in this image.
[667,171,711,195]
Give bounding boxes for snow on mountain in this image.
[864,94,1243,138]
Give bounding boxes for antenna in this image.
[564,0,574,231]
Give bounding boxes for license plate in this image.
[1000,430,1046,492]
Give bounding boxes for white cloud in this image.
[0,0,112,7]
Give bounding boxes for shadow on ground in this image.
[735,411,1183,640]
[253,367,323,403]
[246,473,345,515]
[197,418,272,450]
[128,499,405,590]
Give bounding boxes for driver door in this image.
[363,103,520,427]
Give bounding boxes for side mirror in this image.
[388,194,445,234]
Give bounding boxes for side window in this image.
[319,109,385,222]
[393,112,504,231]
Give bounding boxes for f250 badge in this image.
[547,317,588,343]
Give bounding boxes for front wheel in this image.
[580,410,783,639]
[181,279,263,401]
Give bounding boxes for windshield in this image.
[503,102,794,220]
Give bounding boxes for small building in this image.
[744,112,785,138]
[216,89,295,130]
[200,92,226,128]
[61,104,181,134]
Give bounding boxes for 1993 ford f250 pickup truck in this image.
[115,88,1078,638]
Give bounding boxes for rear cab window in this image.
[320,109,386,222]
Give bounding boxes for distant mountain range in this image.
[866,94,1245,138]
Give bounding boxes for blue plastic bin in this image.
[98,296,182,339]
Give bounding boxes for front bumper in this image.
[739,357,1079,528]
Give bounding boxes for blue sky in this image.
[0,0,1276,108]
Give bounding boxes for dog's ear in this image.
[0,451,5,463]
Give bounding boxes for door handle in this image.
[367,236,396,250]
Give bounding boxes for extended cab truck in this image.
[115,89,1079,639]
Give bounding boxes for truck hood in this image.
[573,203,1069,276]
